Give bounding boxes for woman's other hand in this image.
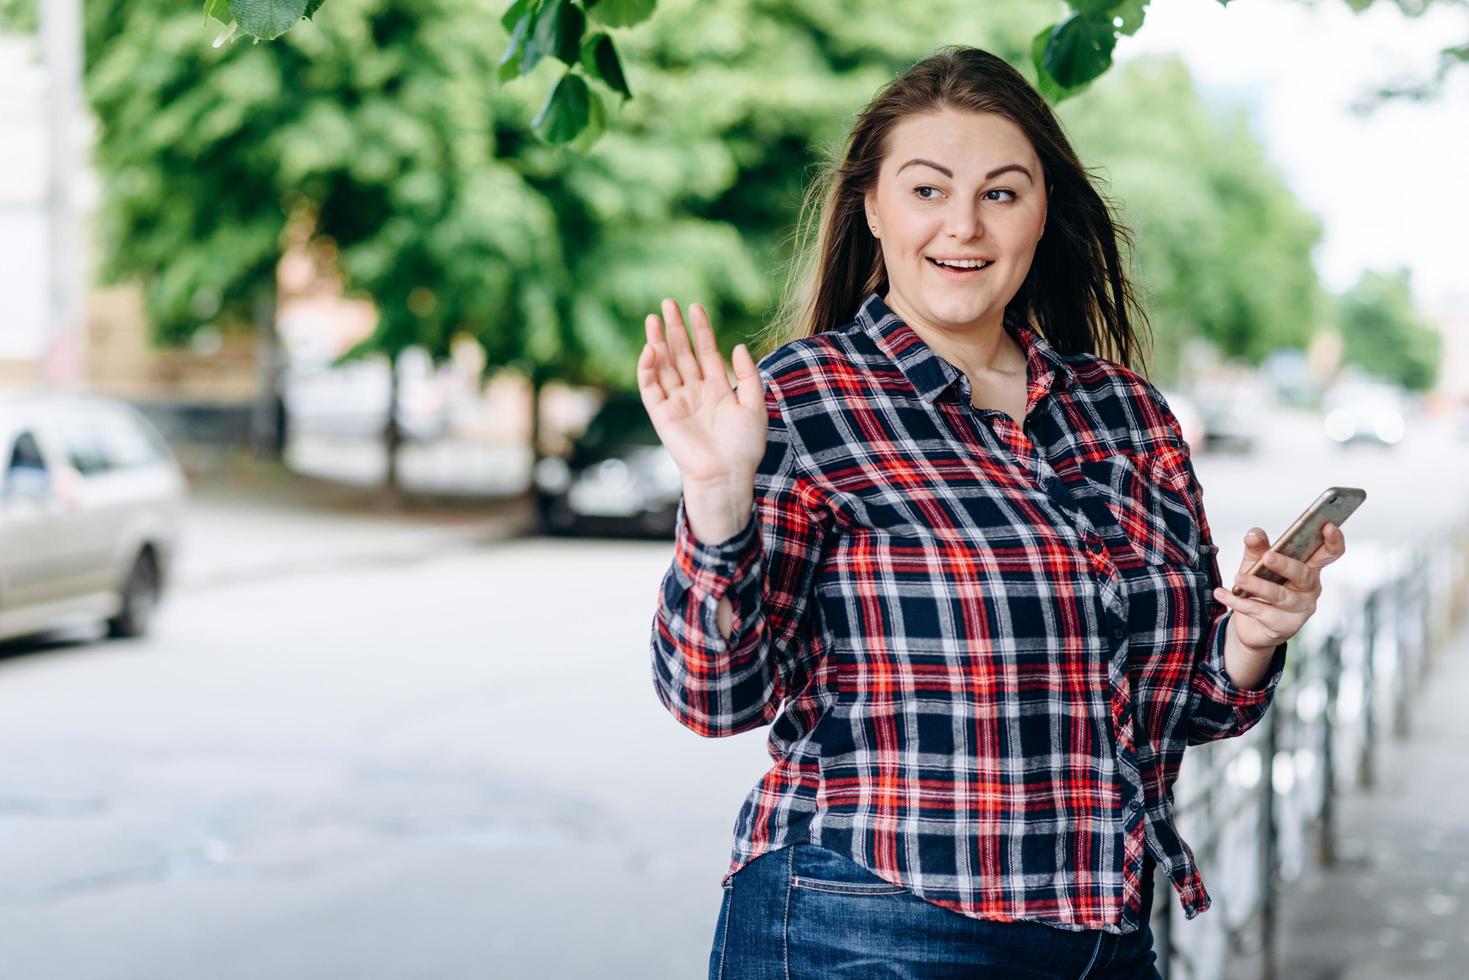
[1212,522,1348,651]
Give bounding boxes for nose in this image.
[945,202,982,241]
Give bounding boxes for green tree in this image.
[20,0,1378,495]
[180,0,1469,144]
[85,0,566,491]
[1057,56,1326,381]
[1335,268,1441,391]
[77,0,1052,494]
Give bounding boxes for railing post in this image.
[1358,591,1376,789]
[1393,557,1414,739]
[1259,701,1279,980]
[1317,631,1340,867]
[1153,857,1172,978]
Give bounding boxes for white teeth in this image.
[933,258,991,269]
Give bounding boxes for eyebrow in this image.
[895,159,1034,184]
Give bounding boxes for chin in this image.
[924,296,991,328]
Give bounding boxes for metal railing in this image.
[1154,518,1469,980]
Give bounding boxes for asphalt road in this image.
[0,407,1464,979]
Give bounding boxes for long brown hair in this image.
[761,45,1152,372]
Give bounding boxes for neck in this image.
[883,289,1023,379]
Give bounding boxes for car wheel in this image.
[108,551,160,639]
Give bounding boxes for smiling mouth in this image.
[927,257,994,273]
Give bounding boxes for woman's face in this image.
[864,108,1049,340]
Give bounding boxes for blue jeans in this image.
[708,844,1163,979]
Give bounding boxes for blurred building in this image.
[0,33,52,387]
[0,24,274,450]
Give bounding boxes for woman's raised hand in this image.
[637,299,765,537]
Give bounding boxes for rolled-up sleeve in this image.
[1186,603,1288,745]
[649,378,833,737]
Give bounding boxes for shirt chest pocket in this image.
[1071,447,1201,569]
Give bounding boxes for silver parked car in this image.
[0,392,185,642]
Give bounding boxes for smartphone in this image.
[1230,486,1366,597]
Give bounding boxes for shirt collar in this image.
[855,290,1076,405]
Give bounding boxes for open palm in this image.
[636,298,766,490]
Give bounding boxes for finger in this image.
[645,313,682,394]
[1230,569,1305,610]
[731,341,763,408]
[1237,527,1270,575]
[661,298,705,383]
[636,339,666,406]
[1212,586,1291,634]
[1258,548,1313,590]
[688,303,728,389]
[1307,522,1347,566]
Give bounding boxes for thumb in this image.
[731,343,763,406]
[1239,531,1275,570]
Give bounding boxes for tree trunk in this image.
[381,352,404,503]
[529,370,543,462]
[251,288,286,459]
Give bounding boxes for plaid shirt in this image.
[650,291,1288,934]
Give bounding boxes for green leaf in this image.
[555,2,585,65]
[532,71,591,143]
[203,0,230,25]
[228,0,310,40]
[1041,13,1117,89]
[589,0,655,28]
[1029,25,1068,104]
[580,32,630,98]
[1066,0,1120,15]
[569,86,606,152]
[1111,0,1148,37]
[305,0,325,19]
[500,0,530,32]
[500,4,532,78]
[1065,0,1149,38]
[522,0,567,74]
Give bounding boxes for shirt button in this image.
[1112,626,1127,640]
[1088,539,1104,553]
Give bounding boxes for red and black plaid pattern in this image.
[650,291,1287,935]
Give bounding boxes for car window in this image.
[5,430,51,498]
[55,415,113,476]
[94,408,167,469]
[578,395,658,450]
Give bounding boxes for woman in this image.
[640,46,1345,979]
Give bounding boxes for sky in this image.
[1114,0,1469,315]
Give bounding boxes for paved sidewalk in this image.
[1261,624,1469,980]
[174,461,538,590]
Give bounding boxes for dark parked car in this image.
[533,391,682,537]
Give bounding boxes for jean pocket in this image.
[787,844,908,896]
